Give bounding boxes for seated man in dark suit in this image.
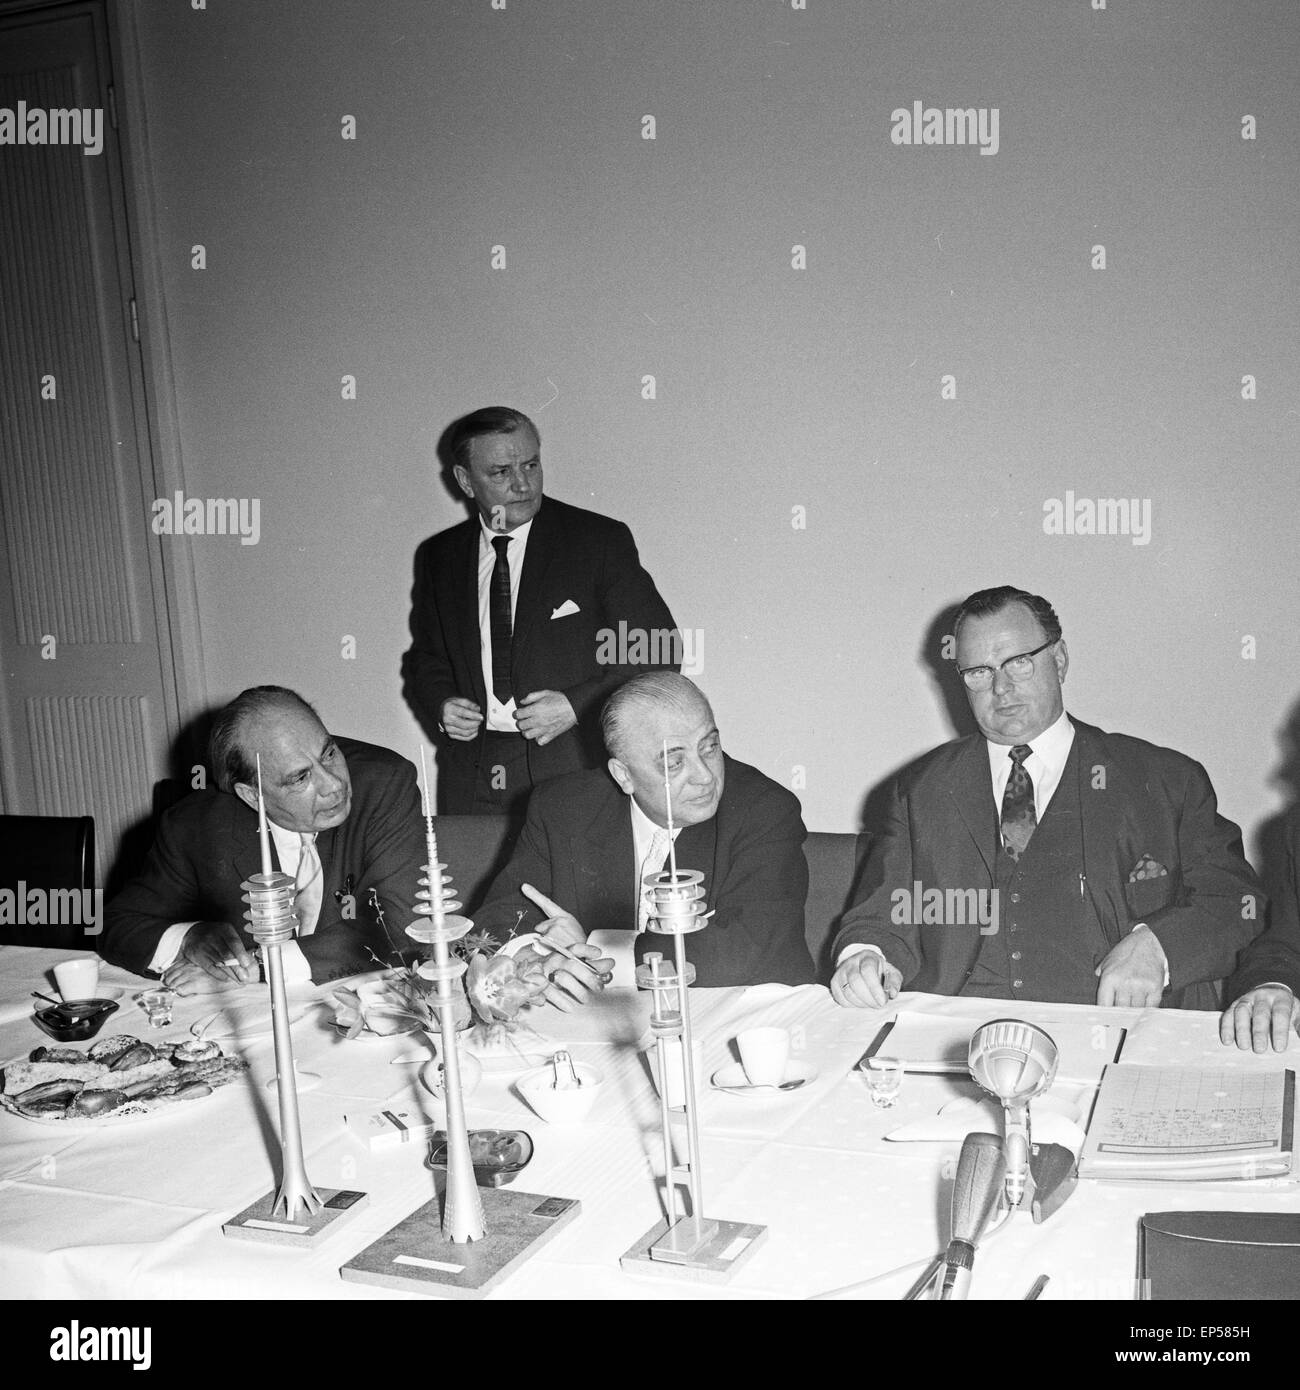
[832,587,1263,1011]
[473,672,815,998]
[101,686,423,992]
[1220,805,1300,1051]
[403,405,680,821]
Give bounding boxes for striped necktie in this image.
[637,828,673,931]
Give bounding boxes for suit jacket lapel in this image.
[511,498,558,672]
[947,737,997,879]
[1071,720,1135,939]
[677,815,719,896]
[451,520,487,708]
[225,800,279,933]
[229,800,275,883]
[315,824,342,913]
[570,788,638,931]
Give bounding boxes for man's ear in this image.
[233,782,258,814]
[607,757,634,795]
[453,464,474,501]
[1054,638,1069,684]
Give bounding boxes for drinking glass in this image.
[859,1054,904,1108]
[138,988,176,1029]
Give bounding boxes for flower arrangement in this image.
[459,927,550,1042]
[330,898,549,1048]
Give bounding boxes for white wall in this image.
[129,0,1300,856]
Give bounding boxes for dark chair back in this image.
[0,814,96,947]
[427,815,866,985]
[430,814,522,917]
[803,830,870,979]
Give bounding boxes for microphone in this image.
[939,1131,1005,1300]
[968,1019,1059,1208]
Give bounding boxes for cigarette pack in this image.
[344,1106,438,1152]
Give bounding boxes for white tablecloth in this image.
[1,946,1295,1301]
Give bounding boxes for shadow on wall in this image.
[1255,692,1300,901]
[106,705,213,897]
[855,596,974,834]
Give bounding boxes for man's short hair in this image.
[208,686,322,793]
[601,672,713,763]
[445,406,538,466]
[953,586,1062,645]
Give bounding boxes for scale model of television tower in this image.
[224,756,367,1244]
[620,744,767,1280]
[338,750,580,1297]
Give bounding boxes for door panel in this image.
[0,1,180,889]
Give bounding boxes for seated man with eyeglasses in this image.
[831,586,1263,1010]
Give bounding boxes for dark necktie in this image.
[1000,744,1036,861]
[490,535,513,704]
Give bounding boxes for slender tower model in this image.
[620,745,767,1279]
[225,758,367,1243]
[340,749,580,1296]
[404,752,485,1242]
[242,756,322,1219]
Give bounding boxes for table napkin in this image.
[883,1089,1089,1155]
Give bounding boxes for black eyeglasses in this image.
[957,638,1057,691]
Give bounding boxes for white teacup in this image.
[53,957,100,1002]
[736,1026,791,1087]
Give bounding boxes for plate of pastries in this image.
[0,1033,249,1126]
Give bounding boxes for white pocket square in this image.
[550,600,580,619]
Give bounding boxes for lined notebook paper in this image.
[1079,1064,1296,1181]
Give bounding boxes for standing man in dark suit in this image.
[1220,804,1300,1051]
[100,686,423,991]
[472,672,815,995]
[403,406,679,819]
[831,587,1263,1011]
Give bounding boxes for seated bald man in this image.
[1220,804,1300,1052]
[101,686,423,992]
[831,587,1263,1011]
[473,672,815,1001]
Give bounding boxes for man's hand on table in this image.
[1219,984,1300,1053]
[1094,925,1166,1008]
[163,922,259,995]
[520,882,614,1012]
[830,950,902,1008]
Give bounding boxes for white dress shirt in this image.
[584,798,681,984]
[476,515,533,732]
[986,708,1074,821]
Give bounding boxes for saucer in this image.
[59,985,125,1004]
[710,1060,819,1095]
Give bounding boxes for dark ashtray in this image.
[32,998,120,1042]
[425,1128,534,1187]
